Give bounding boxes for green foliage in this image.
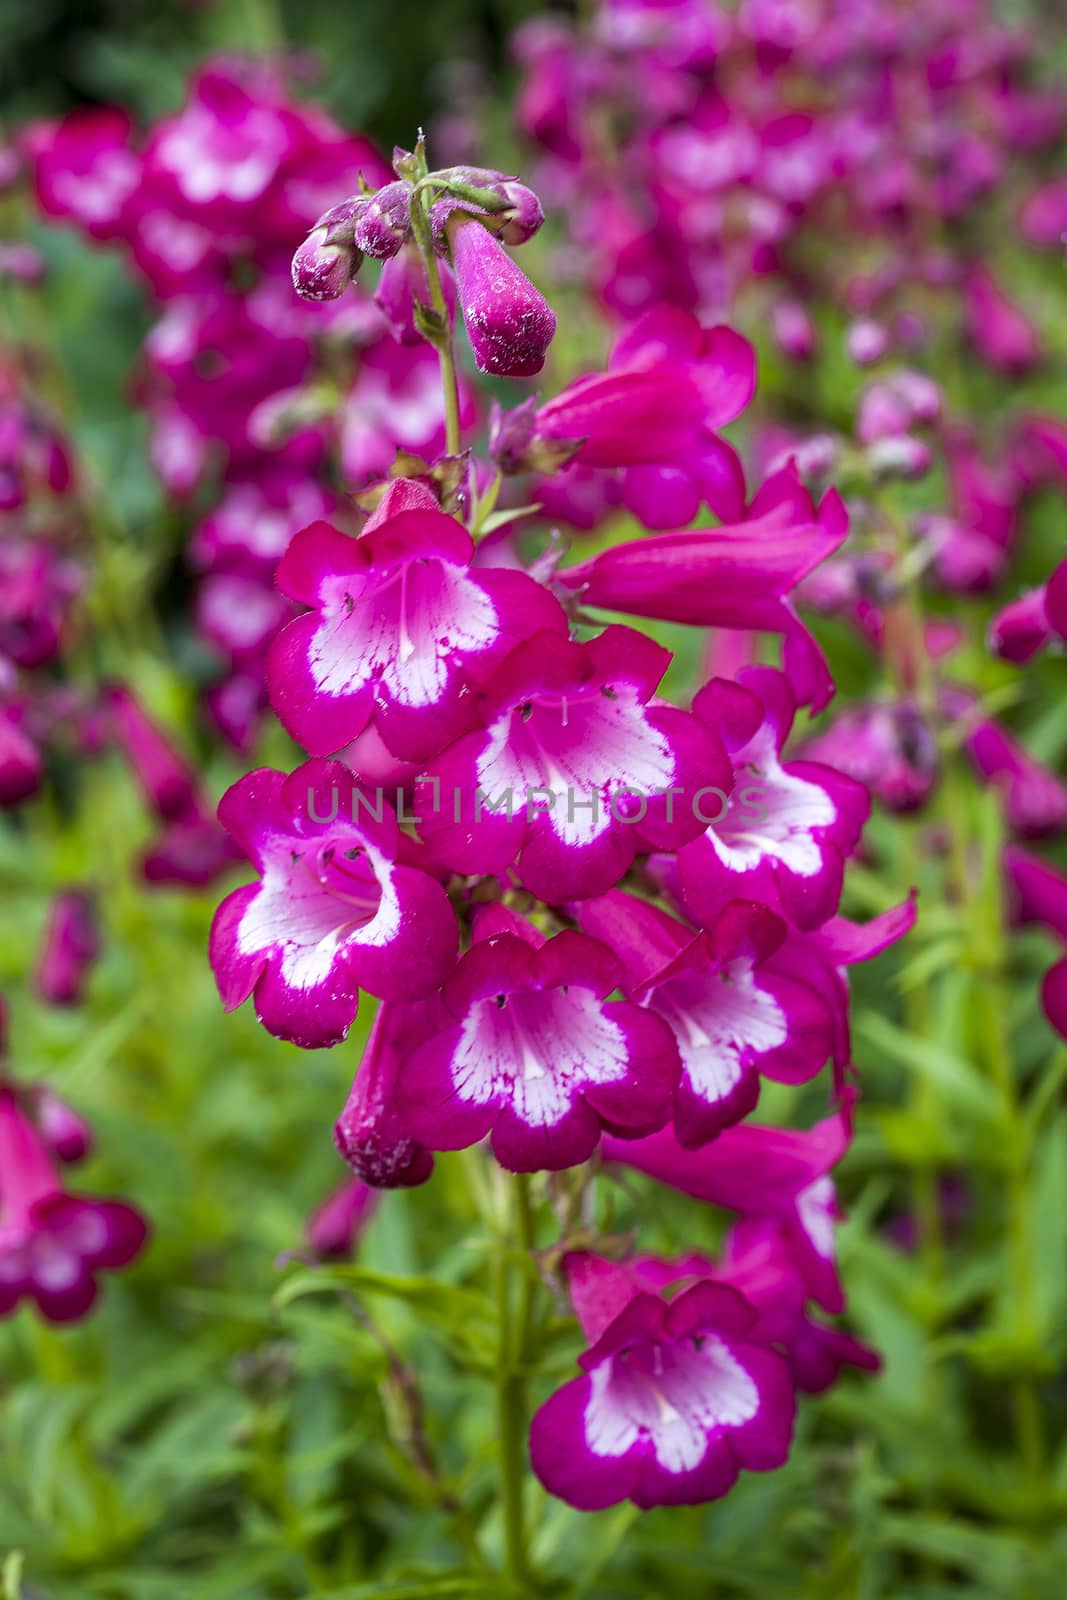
[4,3,1067,1598]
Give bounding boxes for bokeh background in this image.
[3,2,1067,1597]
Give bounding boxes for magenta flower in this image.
[375,243,457,345]
[578,891,833,1145]
[269,486,566,762]
[0,1086,147,1323]
[530,305,754,528]
[306,1176,379,1259]
[104,684,199,822]
[0,711,42,809]
[35,890,101,1008]
[446,213,557,377]
[334,997,440,1188]
[960,704,1067,839]
[209,760,457,1048]
[394,908,680,1172]
[988,587,1054,665]
[530,1253,794,1509]
[29,106,141,240]
[602,1107,852,1220]
[27,1087,94,1165]
[419,625,730,901]
[963,264,1039,376]
[562,467,849,711]
[677,667,870,931]
[802,701,938,815]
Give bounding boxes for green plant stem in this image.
[409,187,463,456]
[971,791,1045,1487]
[495,1172,536,1593]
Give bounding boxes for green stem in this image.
[971,790,1045,1486]
[409,184,463,457]
[495,1172,536,1592]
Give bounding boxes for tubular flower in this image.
[418,625,729,901]
[0,1086,147,1323]
[209,760,457,1048]
[269,483,566,762]
[530,1253,795,1510]
[395,908,680,1172]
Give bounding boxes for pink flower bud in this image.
[497,181,545,245]
[306,1177,378,1259]
[30,1088,94,1165]
[447,215,556,377]
[847,320,889,366]
[35,890,101,1008]
[291,226,360,301]
[772,300,816,361]
[0,712,42,809]
[374,242,456,345]
[353,181,412,259]
[104,684,199,822]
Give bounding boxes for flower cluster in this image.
[203,135,917,1508]
[292,147,556,378]
[514,0,1063,337]
[0,1004,147,1322]
[26,60,480,749]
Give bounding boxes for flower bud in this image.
[30,1087,94,1164]
[447,214,556,377]
[374,242,456,345]
[35,889,101,1008]
[497,181,545,245]
[353,181,412,259]
[306,1177,378,1259]
[847,319,889,366]
[334,1000,437,1188]
[291,226,360,301]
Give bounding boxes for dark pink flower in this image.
[269,489,566,762]
[802,702,939,814]
[529,305,754,528]
[963,264,1039,375]
[988,587,1053,665]
[0,1086,146,1324]
[306,1177,379,1258]
[562,468,849,711]
[530,1253,794,1509]
[577,891,833,1145]
[29,107,141,240]
[395,908,680,1172]
[446,214,556,377]
[35,890,101,1008]
[104,685,199,822]
[677,667,870,931]
[210,760,457,1048]
[419,625,730,901]
[334,997,439,1188]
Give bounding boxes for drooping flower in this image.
[445,212,557,377]
[418,625,730,901]
[394,908,680,1172]
[676,667,870,931]
[561,467,849,711]
[334,996,440,1188]
[0,1085,147,1323]
[35,889,101,1008]
[529,1252,795,1509]
[577,891,833,1145]
[209,760,457,1048]
[306,1176,379,1258]
[268,482,567,762]
[515,305,754,528]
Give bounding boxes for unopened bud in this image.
[291,227,360,301]
[497,181,545,245]
[353,181,412,259]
